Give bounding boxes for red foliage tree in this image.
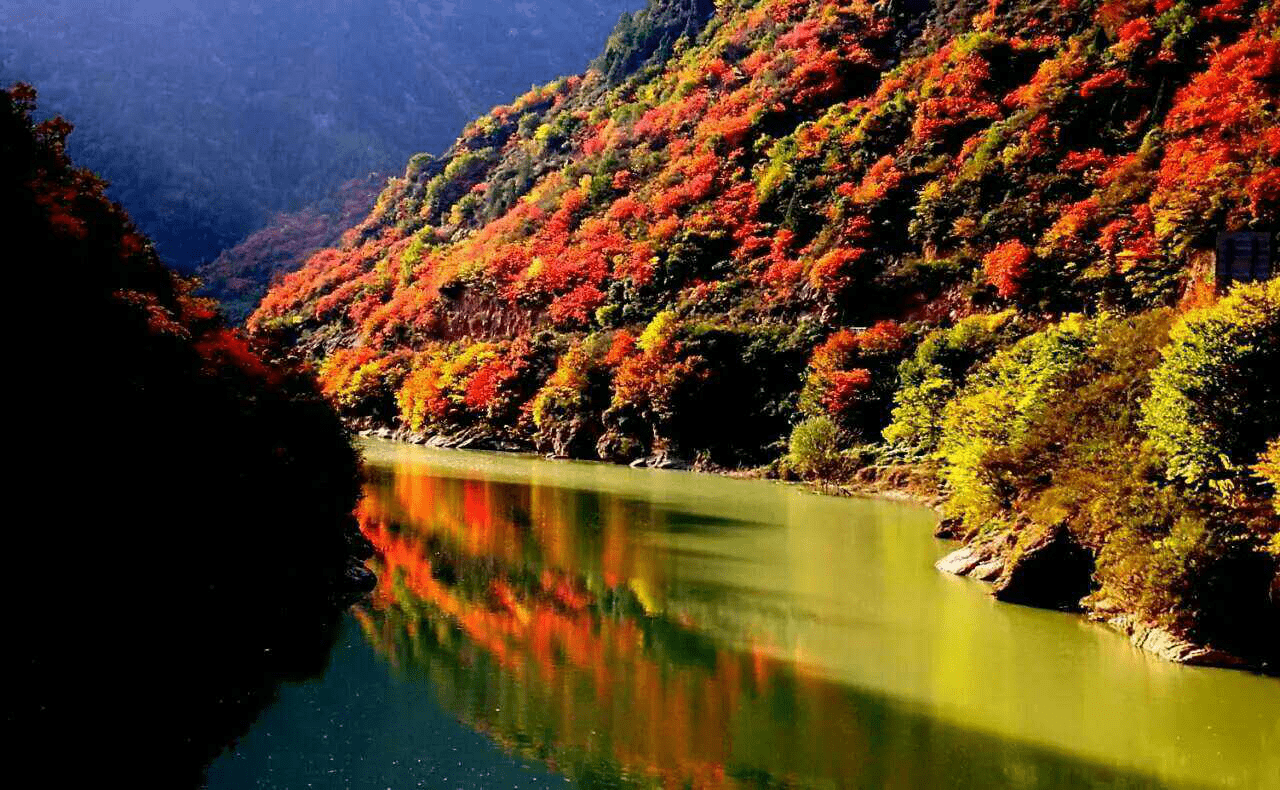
[983,240,1032,298]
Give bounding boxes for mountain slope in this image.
[197,173,385,323]
[251,0,1278,666]
[1,0,640,268]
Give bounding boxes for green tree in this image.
[1142,280,1280,500]
[938,316,1095,527]
[883,310,1022,453]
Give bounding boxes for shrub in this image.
[530,334,614,455]
[787,415,847,480]
[935,306,1276,656]
[982,240,1032,298]
[1093,490,1274,644]
[668,322,811,464]
[799,321,910,437]
[1254,438,1280,516]
[395,342,501,433]
[319,347,409,420]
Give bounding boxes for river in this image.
[206,438,1280,789]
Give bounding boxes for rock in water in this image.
[994,523,1094,611]
[935,546,983,576]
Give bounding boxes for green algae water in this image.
[206,439,1279,789]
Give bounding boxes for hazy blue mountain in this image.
[0,0,640,269]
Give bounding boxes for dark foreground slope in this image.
[1,86,372,786]
[251,0,1278,668]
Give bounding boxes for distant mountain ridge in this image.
[0,0,641,269]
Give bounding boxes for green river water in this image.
[206,438,1279,789]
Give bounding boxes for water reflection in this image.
[345,442,1279,789]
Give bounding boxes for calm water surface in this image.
[207,439,1280,789]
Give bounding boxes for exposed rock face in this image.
[935,523,1094,610]
[933,515,963,540]
[540,417,602,459]
[934,525,1265,668]
[357,424,530,453]
[935,545,985,576]
[971,557,1005,582]
[596,430,645,463]
[993,523,1094,611]
[935,547,1005,580]
[935,532,1011,577]
[1108,617,1249,668]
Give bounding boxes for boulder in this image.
[972,557,1005,581]
[935,546,983,576]
[993,523,1094,611]
[934,516,963,539]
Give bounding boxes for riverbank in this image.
[354,421,942,507]
[352,424,1275,674]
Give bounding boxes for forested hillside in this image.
[0,0,639,268]
[251,0,1278,668]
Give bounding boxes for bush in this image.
[798,321,910,438]
[5,85,369,784]
[531,334,614,456]
[787,416,848,479]
[669,322,811,464]
[932,306,1277,658]
[1095,491,1276,650]
[1254,439,1280,516]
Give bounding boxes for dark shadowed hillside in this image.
[2,85,372,786]
[0,0,641,269]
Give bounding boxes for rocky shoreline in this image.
[352,421,1272,675]
[353,421,713,471]
[931,522,1265,672]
